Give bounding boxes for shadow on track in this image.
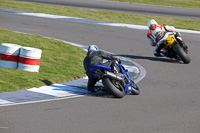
[68,85,113,98]
[119,54,180,64]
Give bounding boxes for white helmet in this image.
[88,45,98,52]
[147,19,157,28]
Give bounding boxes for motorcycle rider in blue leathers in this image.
[83,45,120,92]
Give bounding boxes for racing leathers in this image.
[83,50,120,92]
[147,24,187,57]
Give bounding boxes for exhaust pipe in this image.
[104,71,124,81]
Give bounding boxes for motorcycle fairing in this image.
[164,35,176,47]
[89,65,111,80]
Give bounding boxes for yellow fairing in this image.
[164,35,176,48]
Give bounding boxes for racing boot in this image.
[160,51,173,58]
[88,86,106,93]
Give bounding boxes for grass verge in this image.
[0,29,86,92]
[0,0,200,31]
[110,0,200,9]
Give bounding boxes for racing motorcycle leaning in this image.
[89,60,140,98]
[162,33,191,64]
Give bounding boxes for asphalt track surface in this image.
[1,3,200,133]
[14,0,200,19]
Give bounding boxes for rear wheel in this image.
[102,77,125,98]
[173,45,191,64]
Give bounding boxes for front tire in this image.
[102,77,125,98]
[173,45,191,64]
[131,80,140,95]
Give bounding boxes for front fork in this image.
[125,83,133,93]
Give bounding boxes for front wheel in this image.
[102,77,125,98]
[173,45,191,64]
[131,80,140,95]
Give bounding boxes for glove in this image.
[113,56,120,61]
[175,32,181,37]
[116,57,121,62]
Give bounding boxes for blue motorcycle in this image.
[89,60,140,98]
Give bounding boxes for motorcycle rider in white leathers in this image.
[147,19,188,57]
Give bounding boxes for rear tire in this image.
[102,77,125,98]
[173,45,191,64]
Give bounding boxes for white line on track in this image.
[0,95,86,107]
[0,8,200,34]
[17,12,200,34]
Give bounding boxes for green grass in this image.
[0,0,200,31]
[0,29,86,92]
[110,0,200,9]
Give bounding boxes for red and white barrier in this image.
[18,47,42,72]
[0,43,22,69]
